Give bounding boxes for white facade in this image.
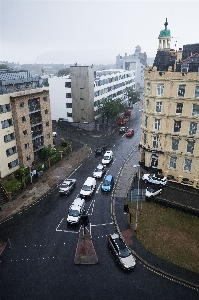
[48,76,72,122]
[49,69,135,126]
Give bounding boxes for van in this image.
[67,198,85,225]
[79,177,96,198]
[102,150,113,165]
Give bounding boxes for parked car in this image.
[67,199,85,226]
[119,126,128,134]
[59,179,76,195]
[107,233,136,270]
[101,174,114,192]
[53,132,57,137]
[95,146,107,155]
[79,177,96,198]
[142,173,167,185]
[145,185,162,198]
[102,150,113,164]
[93,164,106,179]
[125,128,134,137]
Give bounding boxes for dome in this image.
[159,29,171,37]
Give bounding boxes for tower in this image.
[158,18,171,51]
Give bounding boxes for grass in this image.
[128,201,199,274]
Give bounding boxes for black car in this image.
[95,146,107,155]
[107,233,136,270]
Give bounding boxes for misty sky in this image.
[1,0,198,65]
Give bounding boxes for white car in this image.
[79,177,96,198]
[67,198,85,225]
[142,173,167,185]
[93,164,106,178]
[59,179,76,195]
[102,150,113,165]
[145,186,162,198]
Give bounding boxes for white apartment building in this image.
[49,67,135,130]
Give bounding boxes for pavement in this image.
[0,129,199,290]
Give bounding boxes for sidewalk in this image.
[0,144,90,224]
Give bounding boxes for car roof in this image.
[110,233,127,249]
[104,150,112,154]
[96,164,104,169]
[104,174,113,180]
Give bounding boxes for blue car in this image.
[101,174,114,192]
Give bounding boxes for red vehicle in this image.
[116,110,132,125]
[125,128,134,137]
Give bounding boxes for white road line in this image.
[91,222,114,227]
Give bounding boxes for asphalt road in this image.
[1,104,199,300]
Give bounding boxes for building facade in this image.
[49,67,135,130]
[139,20,199,188]
[0,70,53,178]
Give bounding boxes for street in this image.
[1,104,198,300]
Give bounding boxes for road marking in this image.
[91,222,114,227]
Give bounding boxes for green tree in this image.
[99,98,125,124]
[125,87,140,107]
[40,147,53,160]
[58,68,70,77]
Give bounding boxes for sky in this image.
[0,0,199,65]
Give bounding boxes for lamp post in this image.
[133,164,140,231]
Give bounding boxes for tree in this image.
[40,147,53,160]
[125,87,140,107]
[98,98,125,124]
[58,68,70,77]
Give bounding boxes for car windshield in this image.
[94,168,102,173]
[147,187,155,192]
[103,180,111,186]
[119,247,131,258]
[68,210,80,217]
[103,156,109,160]
[148,174,154,180]
[82,185,91,191]
[60,184,68,189]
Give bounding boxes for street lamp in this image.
[133,164,140,231]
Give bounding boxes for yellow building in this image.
[139,20,199,189]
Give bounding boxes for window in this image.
[171,138,179,150]
[65,82,71,88]
[20,102,24,108]
[189,122,197,135]
[184,158,192,172]
[66,103,72,108]
[169,156,177,169]
[174,120,181,132]
[6,146,17,157]
[194,86,199,98]
[143,133,147,145]
[43,97,47,102]
[187,141,195,154]
[1,118,13,129]
[23,130,28,136]
[45,109,48,114]
[154,118,160,130]
[176,103,183,114]
[46,121,49,126]
[8,159,18,169]
[192,104,199,116]
[22,116,26,122]
[156,84,164,96]
[46,133,50,139]
[4,133,15,143]
[0,104,11,114]
[146,82,150,94]
[156,102,162,113]
[178,85,186,97]
[25,143,29,149]
[144,116,148,127]
[153,136,158,148]
[26,154,30,161]
[66,93,71,98]
[67,112,72,117]
[146,100,149,110]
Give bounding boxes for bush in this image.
[3,178,22,195]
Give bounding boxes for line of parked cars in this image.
[59,146,136,270]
